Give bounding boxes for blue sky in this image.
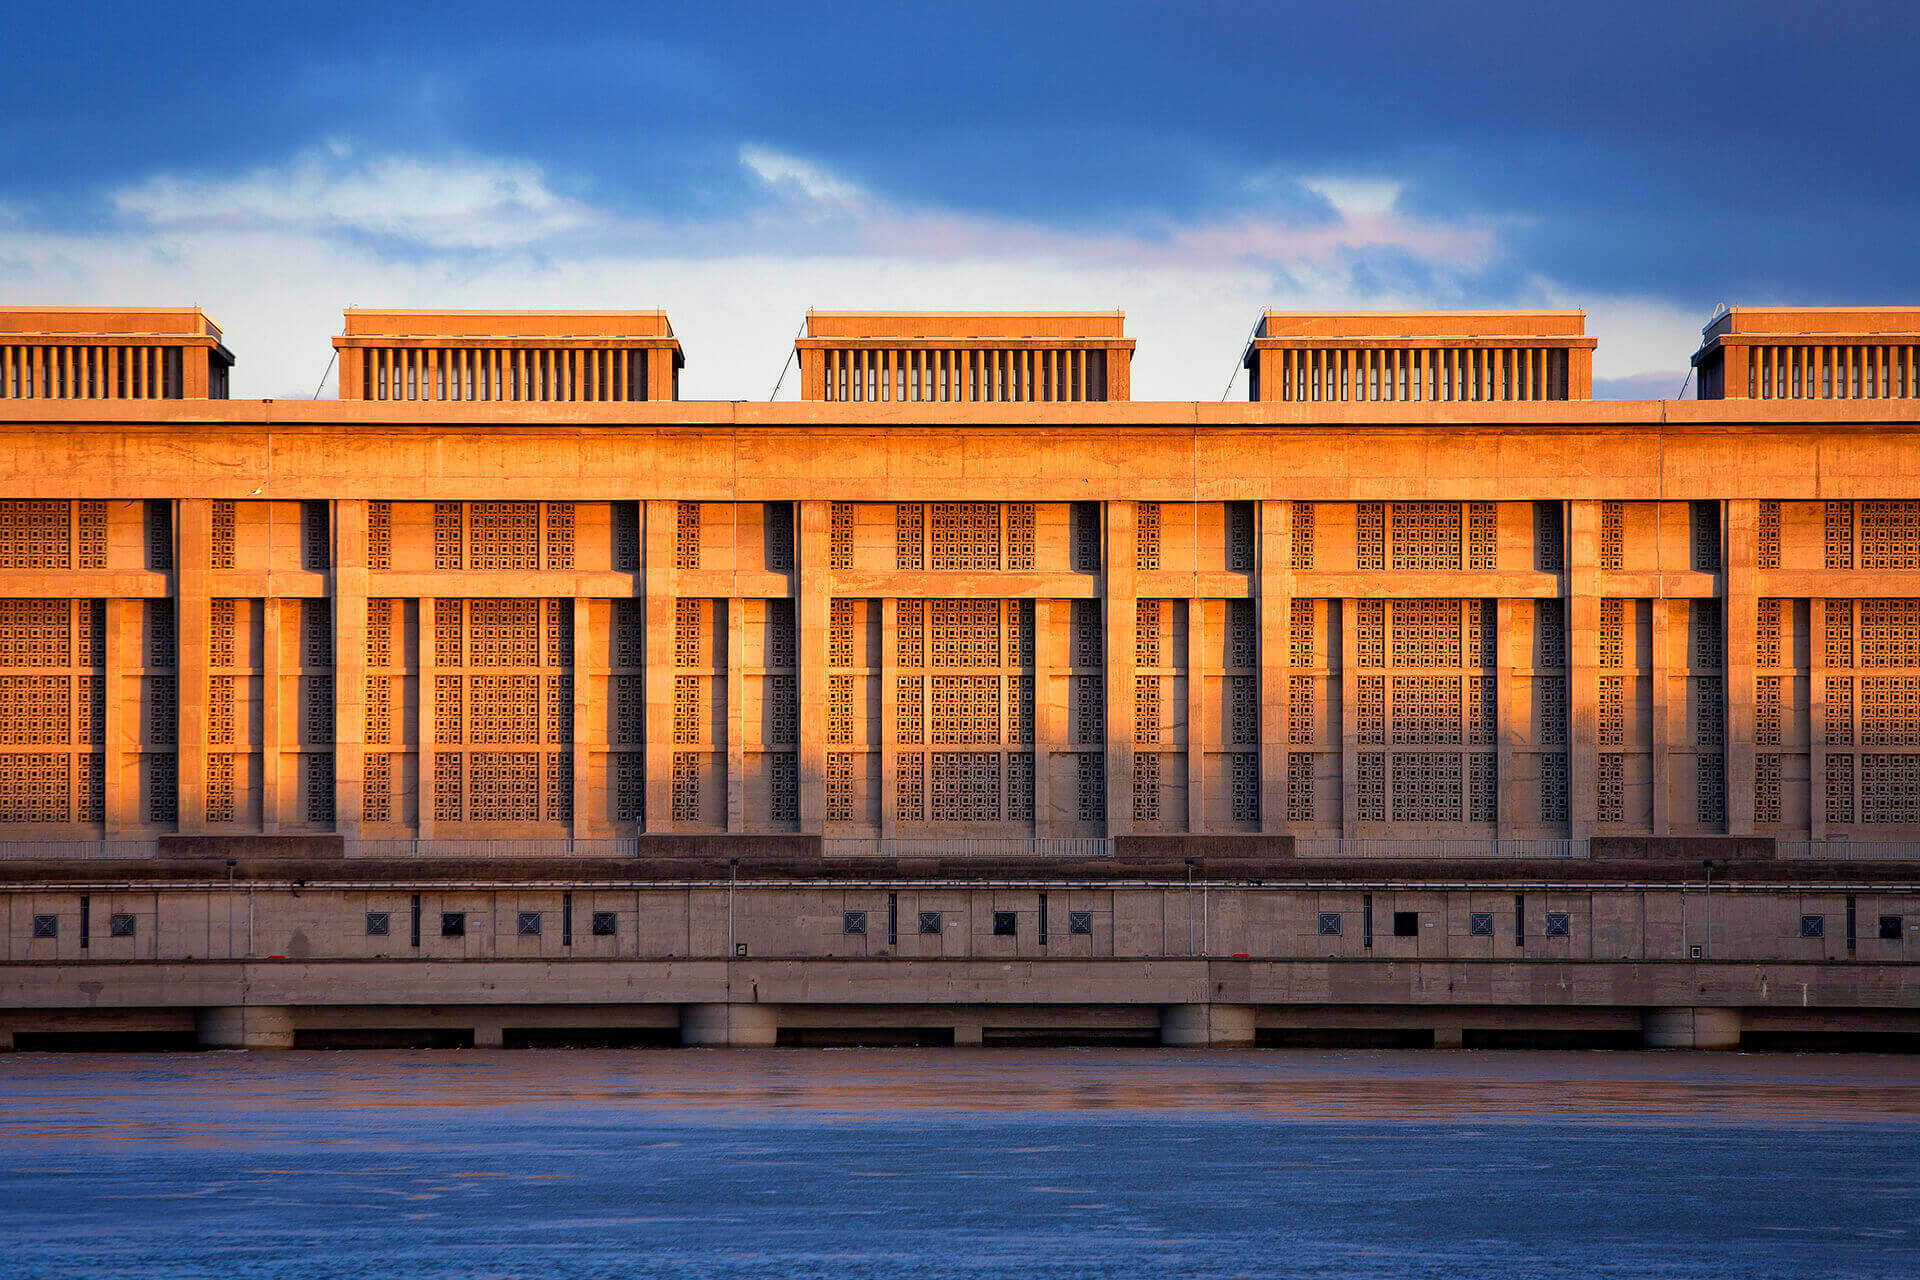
[3,1,1915,399]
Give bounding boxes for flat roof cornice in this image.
[2,396,1917,430]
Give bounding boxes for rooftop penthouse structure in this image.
[334,309,683,402]
[798,311,1132,402]
[1244,309,1594,401]
[1691,307,1920,400]
[0,307,233,400]
[0,299,1916,1053]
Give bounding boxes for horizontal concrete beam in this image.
[4,957,1913,1012]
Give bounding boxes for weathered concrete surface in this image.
[1159,1003,1257,1047]
[195,1005,294,1049]
[1643,1006,1743,1049]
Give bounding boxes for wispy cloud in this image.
[113,140,592,249]
[0,139,1691,399]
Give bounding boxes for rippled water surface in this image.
[3,1049,1917,1278]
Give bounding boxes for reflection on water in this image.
[3,1050,1917,1278]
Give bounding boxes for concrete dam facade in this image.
[0,304,1916,1049]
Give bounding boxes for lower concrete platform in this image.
[4,997,1918,1052]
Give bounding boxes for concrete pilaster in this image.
[796,501,829,833]
[1340,597,1359,834]
[104,599,129,836]
[1258,500,1292,832]
[1567,501,1599,839]
[680,1002,778,1046]
[176,500,209,832]
[880,597,898,838]
[1103,502,1136,837]
[1032,598,1052,836]
[1187,597,1205,833]
[643,502,676,832]
[1724,501,1756,834]
[1159,1003,1255,1047]
[726,597,743,833]
[333,500,366,839]
[1642,1007,1740,1050]
[572,596,592,837]
[196,1005,294,1049]
[1651,600,1672,835]
[415,598,434,839]
[1810,597,1827,841]
[1496,598,1515,838]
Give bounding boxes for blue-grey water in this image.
[2,1049,1917,1278]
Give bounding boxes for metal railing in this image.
[0,839,159,861]
[824,836,1114,859]
[347,837,641,859]
[1775,840,1920,862]
[1292,836,1589,859]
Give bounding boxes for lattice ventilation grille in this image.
[1598,753,1625,825]
[931,599,1003,668]
[368,501,392,569]
[1286,751,1314,823]
[1134,676,1160,745]
[1229,753,1259,823]
[1290,502,1314,570]
[827,675,855,745]
[1600,676,1626,747]
[0,600,108,820]
[1756,676,1782,746]
[0,501,88,571]
[1859,678,1920,746]
[210,500,236,569]
[1857,600,1920,668]
[1690,599,1724,669]
[1071,599,1103,670]
[769,752,798,823]
[1357,503,1385,571]
[1226,599,1257,670]
[1755,753,1782,825]
[1227,502,1255,572]
[1858,503,1920,571]
[1758,598,1785,669]
[1691,501,1721,572]
[610,599,642,672]
[676,502,700,569]
[1136,600,1161,667]
[1071,503,1101,572]
[1697,754,1726,827]
[830,599,857,668]
[0,754,73,823]
[1391,752,1463,823]
[896,751,925,823]
[1534,501,1563,571]
[1391,503,1463,571]
[1289,599,1316,667]
[1758,501,1781,570]
[1289,675,1317,745]
[430,599,574,824]
[1826,502,1855,570]
[895,504,925,571]
[1135,503,1161,570]
[932,751,1003,823]
[363,753,393,825]
[1538,753,1568,824]
[1601,501,1624,572]
[830,502,854,570]
[1132,750,1160,825]
[1860,755,1920,824]
[931,503,1001,570]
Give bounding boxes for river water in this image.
[2,1049,1916,1278]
